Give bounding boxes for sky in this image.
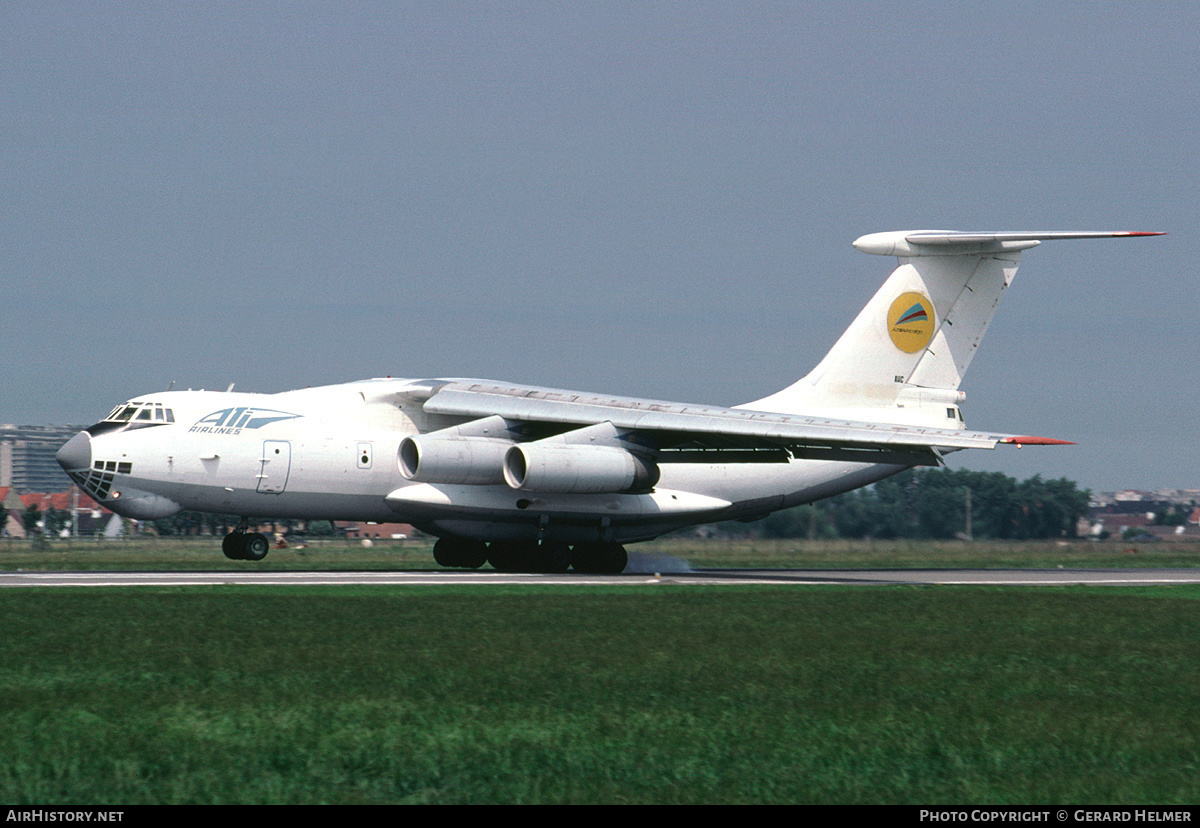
[2,1,1196,493]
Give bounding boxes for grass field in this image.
[2,583,1199,804]
[4,534,1200,571]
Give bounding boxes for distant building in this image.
[0,425,84,493]
[1,487,25,537]
[337,521,416,540]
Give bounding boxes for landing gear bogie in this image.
[483,540,575,574]
[467,539,627,574]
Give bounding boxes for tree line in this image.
[749,468,1090,541]
[9,468,1091,543]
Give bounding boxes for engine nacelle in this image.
[398,436,510,485]
[503,443,660,494]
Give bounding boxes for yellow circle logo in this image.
[887,292,935,353]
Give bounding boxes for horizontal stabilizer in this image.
[853,230,1164,257]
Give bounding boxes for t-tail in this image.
[740,230,1164,426]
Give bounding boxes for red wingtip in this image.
[1001,436,1076,446]
[1118,231,1167,237]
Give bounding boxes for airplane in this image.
[56,229,1162,573]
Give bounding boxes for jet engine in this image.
[503,443,659,494]
[398,435,510,485]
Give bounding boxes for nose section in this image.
[56,431,92,472]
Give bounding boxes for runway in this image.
[4,567,1200,588]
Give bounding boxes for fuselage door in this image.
[257,441,292,494]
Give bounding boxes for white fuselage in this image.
[67,380,910,545]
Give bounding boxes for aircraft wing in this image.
[404,380,1060,466]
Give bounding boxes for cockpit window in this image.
[87,401,176,436]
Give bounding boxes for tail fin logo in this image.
[887,292,935,353]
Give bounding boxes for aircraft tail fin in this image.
[740,231,1163,425]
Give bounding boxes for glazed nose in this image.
[56,431,92,472]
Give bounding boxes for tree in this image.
[23,504,40,535]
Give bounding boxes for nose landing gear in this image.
[222,523,270,561]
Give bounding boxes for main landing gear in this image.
[433,537,628,574]
[222,522,270,561]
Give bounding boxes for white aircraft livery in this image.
[57,230,1162,572]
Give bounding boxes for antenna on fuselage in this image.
[226,383,236,392]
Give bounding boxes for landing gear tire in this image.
[532,540,571,574]
[433,538,488,569]
[242,533,269,561]
[222,531,270,561]
[222,532,245,560]
[487,541,528,573]
[487,540,575,573]
[571,542,628,575]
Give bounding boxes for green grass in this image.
[2,586,1198,804]
[650,536,1200,570]
[4,535,1200,571]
